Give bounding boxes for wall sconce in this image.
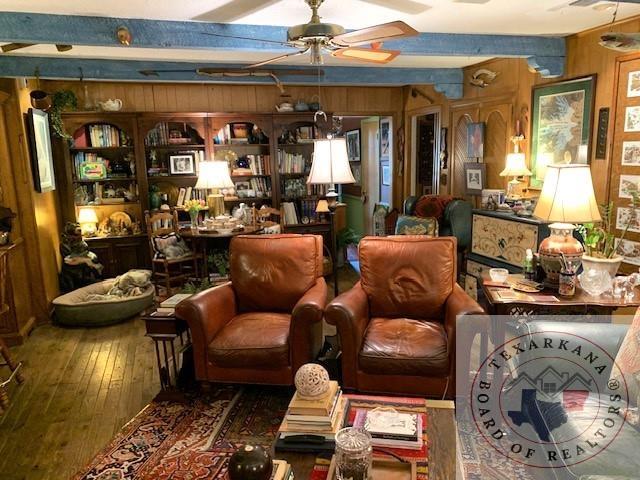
[117,26,132,46]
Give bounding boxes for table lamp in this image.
[308,136,356,295]
[77,207,98,237]
[533,164,601,287]
[500,137,532,200]
[195,161,234,218]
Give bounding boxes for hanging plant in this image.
[49,90,78,140]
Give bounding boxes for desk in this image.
[179,226,262,277]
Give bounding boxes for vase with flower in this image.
[184,199,203,229]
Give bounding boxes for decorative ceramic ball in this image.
[228,445,272,480]
[295,363,330,399]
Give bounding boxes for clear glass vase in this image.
[334,427,372,480]
[189,211,199,229]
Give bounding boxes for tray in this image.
[326,455,417,480]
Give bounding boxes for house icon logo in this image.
[470,330,630,470]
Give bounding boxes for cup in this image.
[559,270,576,297]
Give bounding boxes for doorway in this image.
[411,109,441,196]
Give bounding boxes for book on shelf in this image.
[271,460,292,480]
[281,202,299,225]
[278,150,309,174]
[85,124,122,148]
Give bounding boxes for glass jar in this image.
[334,427,372,480]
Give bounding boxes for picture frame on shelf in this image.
[381,164,391,186]
[169,154,196,175]
[346,129,361,162]
[27,108,56,193]
[530,75,596,188]
[467,122,485,159]
[464,162,486,195]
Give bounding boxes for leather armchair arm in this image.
[290,277,328,370]
[326,282,370,388]
[175,283,237,377]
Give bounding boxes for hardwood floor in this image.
[0,267,359,480]
[0,319,158,480]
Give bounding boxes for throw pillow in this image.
[151,232,192,259]
[395,215,438,236]
[415,195,454,221]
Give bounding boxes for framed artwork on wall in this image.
[26,108,55,193]
[467,122,485,159]
[629,71,640,98]
[464,162,486,195]
[530,75,596,189]
[622,141,640,165]
[169,154,196,175]
[379,118,390,161]
[346,129,361,162]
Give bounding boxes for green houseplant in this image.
[578,193,640,276]
[49,90,78,140]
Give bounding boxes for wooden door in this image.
[450,108,476,198]
[480,102,512,193]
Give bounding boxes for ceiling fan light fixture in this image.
[331,21,418,48]
[310,43,324,65]
[332,47,400,64]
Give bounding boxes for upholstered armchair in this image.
[326,236,485,398]
[176,234,327,386]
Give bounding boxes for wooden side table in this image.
[142,310,191,401]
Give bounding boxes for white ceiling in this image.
[1,0,639,69]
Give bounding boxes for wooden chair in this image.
[145,210,202,296]
[254,206,284,233]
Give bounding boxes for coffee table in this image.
[275,397,457,480]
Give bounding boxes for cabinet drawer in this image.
[471,214,539,267]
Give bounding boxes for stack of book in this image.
[154,293,192,316]
[271,460,293,480]
[353,408,422,450]
[276,381,345,452]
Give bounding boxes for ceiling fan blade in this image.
[360,0,431,14]
[244,48,311,69]
[55,44,72,52]
[200,31,292,47]
[331,21,418,48]
[193,0,283,22]
[1,43,35,53]
[332,47,401,64]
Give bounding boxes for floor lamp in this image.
[307,136,356,296]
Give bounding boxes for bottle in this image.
[523,248,535,281]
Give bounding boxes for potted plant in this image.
[578,193,639,277]
[336,227,361,267]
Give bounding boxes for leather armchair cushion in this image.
[359,317,449,376]
[230,234,322,312]
[207,312,290,368]
[359,236,456,319]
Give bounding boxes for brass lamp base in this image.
[207,193,225,218]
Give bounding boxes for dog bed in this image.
[53,277,154,327]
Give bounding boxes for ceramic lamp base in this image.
[207,192,225,218]
[538,223,584,288]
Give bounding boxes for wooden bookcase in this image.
[56,111,332,275]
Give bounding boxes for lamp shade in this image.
[307,138,356,185]
[77,207,98,224]
[533,164,601,224]
[315,199,330,213]
[500,153,532,177]
[536,152,554,180]
[195,161,234,190]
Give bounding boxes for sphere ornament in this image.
[294,363,330,399]
[228,444,272,480]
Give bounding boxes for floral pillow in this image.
[610,309,640,409]
[151,232,192,259]
[395,215,438,237]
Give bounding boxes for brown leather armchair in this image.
[176,234,327,386]
[326,236,485,398]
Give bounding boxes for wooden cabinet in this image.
[464,209,549,300]
[85,236,150,278]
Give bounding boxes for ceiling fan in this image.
[1,43,72,53]
[200,0,419,68]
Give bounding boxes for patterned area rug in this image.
[74,386,291,480]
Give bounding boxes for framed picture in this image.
[346,129,361,162]
[169,154,195,175]
[464,162,486,195]
[629,71,640,98]
[625,106,640,132]
[467,122,485,159]
[379,118,390,161]
[619,175,640,199]
[26,108,55,193]
[616,207,640,233]
[622,141,640,166]
[530,75,596,188]
[351,163,361,185]
[381,163,391,186]
[616,238,640,266]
